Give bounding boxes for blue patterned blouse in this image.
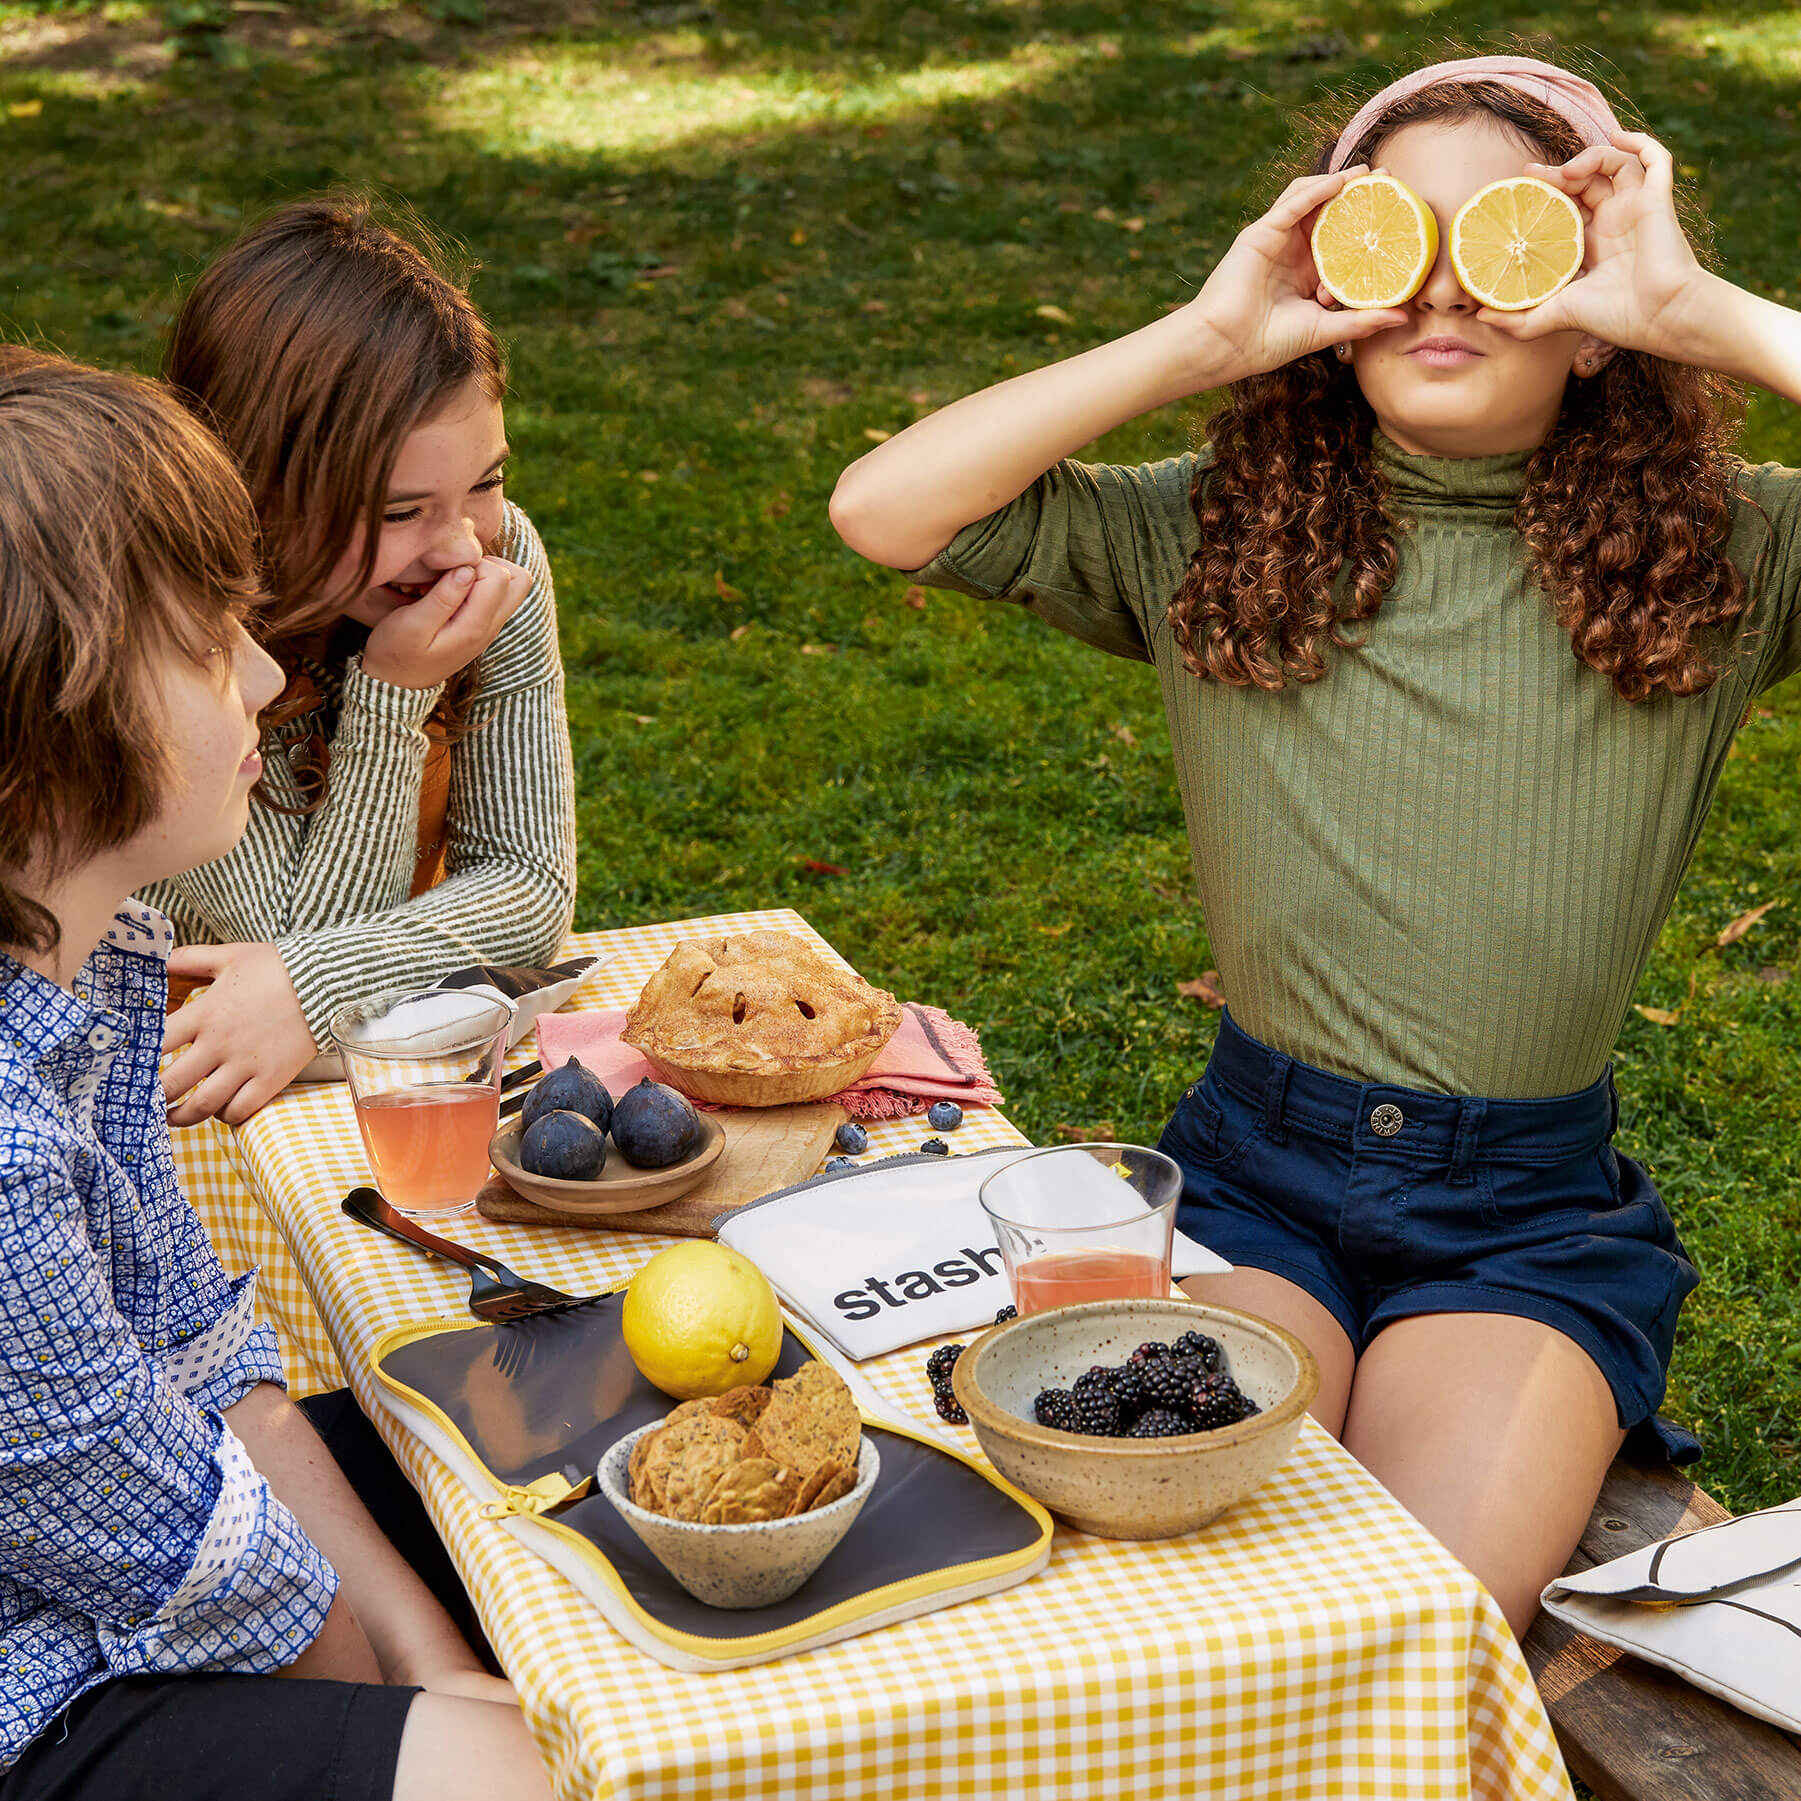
[0,901,337,1765]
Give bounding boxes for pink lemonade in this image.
[1011,1248,1171,1316]
[354,1084,498,1212]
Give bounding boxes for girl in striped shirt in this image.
[149,198,576,1127]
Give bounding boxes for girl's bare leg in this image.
[1342,1312,1625,1638]
[393,1694,553,1801]
[1180,1269,1356,1437]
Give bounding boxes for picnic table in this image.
[170,909,1573,1801]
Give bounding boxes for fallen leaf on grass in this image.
[1634,1005,1682,1027]
[7,101,43,119]
[729,623,754,642]
[1093,207,1116,223]
[1110,722,1138,747]
[861,299,888,315]
[631,715,655,727]
[863,427,892,443]
[798,858,847,876]
[790,228,807,246]
[1054,1121,1118,1143]
[1122,216,1146,234]
[1714,899,1782,950]
[902,585,927,610]
[1034,304,1075,326]
[722,296,752,319]
[763,490,792,520]
[1177,972,1226,1009]
[714,569,742,603]
[799,643,836,656]
[638,469,660,483]
[1032,921,1073,936]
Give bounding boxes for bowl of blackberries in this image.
[488,1060,725,1217]
[947,1298,1319,1540]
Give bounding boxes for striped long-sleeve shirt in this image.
[143,501,577,1045]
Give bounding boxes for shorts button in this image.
[1369,1103,1404,1137]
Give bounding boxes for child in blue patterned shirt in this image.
[0,348,552,1801]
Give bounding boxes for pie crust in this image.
[622,933,902,1107]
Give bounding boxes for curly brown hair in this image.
[1169,78,1751,702]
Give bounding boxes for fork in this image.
[341,1187,595,1327]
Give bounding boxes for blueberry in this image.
[610,1078,700,1169]
[926,1100,963,1132]
[834,1121,869,1155]
[522,1056,613,1135]
[519,1109,606,1181]
[826,1155,858,1172]
[919,1137,948,1156]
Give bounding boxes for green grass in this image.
[5,0,1801,1522]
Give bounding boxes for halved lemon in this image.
[1310,174,1438,310]
[1449,176,1584,312]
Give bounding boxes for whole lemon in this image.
[620,1242,783,1399]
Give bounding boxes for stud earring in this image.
[1334,342,1353,362]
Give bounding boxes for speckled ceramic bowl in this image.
[952,1299,1317,1540]
[597,1427,880,1609]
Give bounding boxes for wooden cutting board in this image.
[475,1102,848,1238]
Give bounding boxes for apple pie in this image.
[622,932,902,1106]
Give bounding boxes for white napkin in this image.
[715,1148,1231,1362]
[1540,1497,1801,1732]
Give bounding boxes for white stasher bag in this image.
[715,1147,1231,1362]
[1540,1496,1801,1732]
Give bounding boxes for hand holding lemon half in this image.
[1311,173,1584,313]
[622,1241,784,1399]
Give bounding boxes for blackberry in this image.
[1174,1329,1224,1372]
[1137,1358,1191,1410]
[927,1100,964,1132]
[994,1304,1018,1323]
[1071,1388,1123,1436]
[1105,1365,1147,1416]
[934,1390,969,1425]
[919,1137,949,1156]
[1187,1373,1253,1432]
[1128,1341,1171,1366]
[926,1343,964,1384]
[1072,1368,1114,1399]
[1128,1408,1192,1438]
[1034,1388,1078,1431]
[834,1121,869,1155]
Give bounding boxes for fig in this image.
[522,1056,613,1135]
[610,1078,700,1169]
[519,1108,606,1181]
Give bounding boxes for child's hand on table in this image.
[360,554,533,691]
[161,941,319,1126]
[1188,165,1411,380]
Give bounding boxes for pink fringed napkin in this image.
[535,1002,1001,1122]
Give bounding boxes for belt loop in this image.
[1607,1069,1620,1139]
[1449,1097,1486,1186]
[1262,1053,1292,1145]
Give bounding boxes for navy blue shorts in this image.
[1157,1012,1698,1429]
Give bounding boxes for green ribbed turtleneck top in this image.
[914,435,1801,1098]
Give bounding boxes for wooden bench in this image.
[1523,1454,1801,1800]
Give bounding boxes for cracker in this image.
[757,1362,860,1473]
[628,1424,668,1506]
[710,1385,772,1430]
[790,1457,851,1515]
[656,1414,748,1521]
[701,1458,799,1525]
[808,1463,859,1510]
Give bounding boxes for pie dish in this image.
[622,933,902,1107]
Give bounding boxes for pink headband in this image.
[1327,55,1624,173]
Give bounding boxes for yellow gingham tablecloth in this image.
[169,911,1573,1801]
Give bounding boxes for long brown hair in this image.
[0,346,264,954]
[163,196,506,804]
[1169,79,1750,702]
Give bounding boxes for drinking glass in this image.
[330,988,512,1218]
[978,1143,1183,1316]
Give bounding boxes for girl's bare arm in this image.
[830,165,1407,572]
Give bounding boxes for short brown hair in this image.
[0,345,265,953]
[164,196,506,789]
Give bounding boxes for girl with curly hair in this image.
[832,54,1801,1633]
